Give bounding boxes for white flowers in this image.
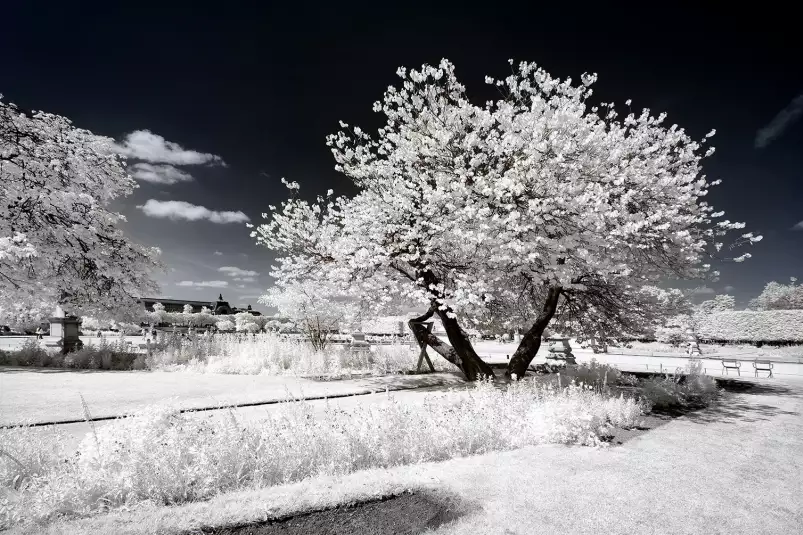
[252,59,755,329]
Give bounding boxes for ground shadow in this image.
[715,378,803,398]
[189,490,468,535]
[0,366,131,374]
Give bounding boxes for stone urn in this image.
[545,336,576,365]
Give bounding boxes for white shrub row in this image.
[696,310,803,342]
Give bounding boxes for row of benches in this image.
[721,359,774,378]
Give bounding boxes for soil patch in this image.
[192,491,465,535]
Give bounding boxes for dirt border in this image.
[184,490,468,535]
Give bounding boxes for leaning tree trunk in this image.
[506,286,562,380]
[407,306,495,381]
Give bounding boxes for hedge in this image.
[696,310,803,343]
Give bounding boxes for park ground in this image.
[2,344,801,534]
[7,372,802,535]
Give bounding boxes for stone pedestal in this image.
[49,315,84,354]
[685,328,701,357]
[545,336,576,365]
[348,331,371,353]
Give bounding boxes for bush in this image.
[638,360,719,411]
[0,378,647,527]
[558,360,622,392]
[63,339,139,370]
[0,339,54,367]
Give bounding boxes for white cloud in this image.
[129,163,194,185]
[219,266,259,277]
[724,285,735,293]
[755,93,803,148]
[214,251,224,256]
[114,130,226,166]
[176,280,229,288]
[233,277,256,282]
[691,286,715,295]
[137,200,250,224]
[792,221,803,231]
[236,284,246,289]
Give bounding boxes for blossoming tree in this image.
[252,59,760,380]
[0,96,162,323]
[261,281,363,351]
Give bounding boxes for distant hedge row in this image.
[696,310,803,343]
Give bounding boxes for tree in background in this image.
[696,294,736,315]
[748,278,803,310]
[253,59,760,380]
[261,281,362,351]
[0,97,163,323]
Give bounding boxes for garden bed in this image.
[191,491,464,535]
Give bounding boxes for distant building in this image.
[137,294,261,316]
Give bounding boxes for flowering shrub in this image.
[0,378,647,527]
[696,310,803,343]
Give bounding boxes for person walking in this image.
[35,327,43,340]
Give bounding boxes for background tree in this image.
[261,281,362,351]
[253,59,759,380]
[0,96,162,323]
[696,294,736,315]
[748,279,803,310]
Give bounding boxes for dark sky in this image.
[2,2,800,311]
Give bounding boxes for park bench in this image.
[752,359,774,378]
[721,359,741,376]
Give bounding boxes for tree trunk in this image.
[506,286,562,380]
[407,306,495,381]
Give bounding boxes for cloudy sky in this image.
[1,3,800,311]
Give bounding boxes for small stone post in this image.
[48,306,83,354]
[545,336,577,366]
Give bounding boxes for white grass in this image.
[0,378,648,529]
[146,332,452,377]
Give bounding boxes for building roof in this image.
[138,297,215,306]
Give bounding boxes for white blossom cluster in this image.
[252,60,759,325]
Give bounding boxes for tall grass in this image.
[147,332,451,377]
[0,378,648,528]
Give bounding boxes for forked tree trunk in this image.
[407,306,495,381]
[506,286,562,380]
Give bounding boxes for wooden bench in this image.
[752,359,774,378]
[721,359,741,376]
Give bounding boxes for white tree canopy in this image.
[0,96,163,322]
[252,59,760,378]
[748,279,803,310]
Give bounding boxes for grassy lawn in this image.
[0,368,465,425]
[15,376,801,535]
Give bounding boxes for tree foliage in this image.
[252,59,759,379]
[0,96,162,322]
[748,279,803,310]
